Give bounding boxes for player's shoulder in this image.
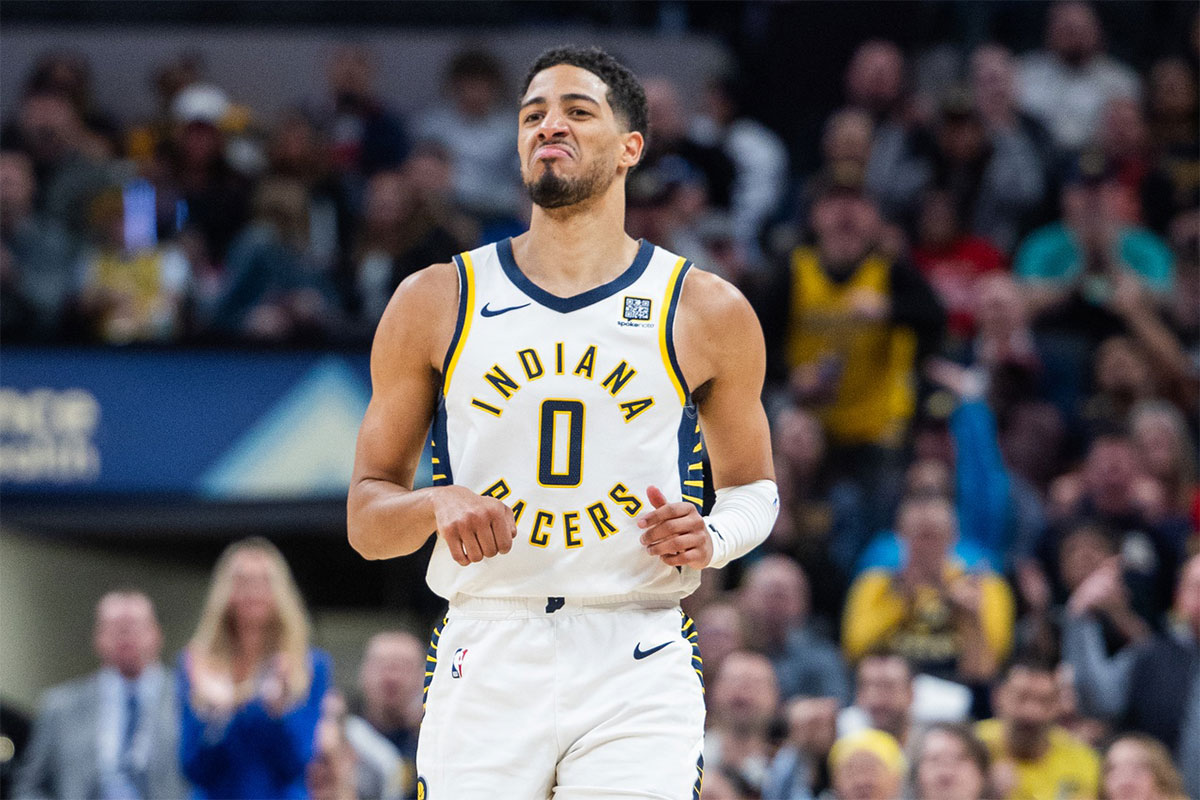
[379,262,458,326]
[677,264,754,322]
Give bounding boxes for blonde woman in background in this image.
[1102,734,1188,800]
[178,537,332,800]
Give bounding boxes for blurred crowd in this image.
[3,1,1200,799]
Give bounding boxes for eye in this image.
[569,108,592,118]
[523,111,544,125]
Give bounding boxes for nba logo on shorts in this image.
[451,648,468,679]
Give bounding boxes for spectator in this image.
[970,44,1056,171]
[759,163,945,529]
[1145,58,1199,217]
[689,73,789,259]
[975,656,1100,800]
[22,52,121,159]
[265,110,353,280]
[763,696,839,800]
[845,40,912,127]
[836,652,914,746]
[1062,554,1200,799]
[640,77,736,214]
[417,48,521,229]
[855,357,1040,578]
[704,650,779,795]
[321,45,409,196]
[1036,431,1185,627]
[1015,152,1174,337]
[767,404,867,610]
[153,83,252,268]
[306,691,356,800]
[347,632,423,800]
[208,177,341,342]
[0,148,78,340]
[15,590,185,800]
[124,52,204,172]
[911,188,1007,346]
[13,90,114,238]
[351,161,473,329]
[792,108,876,230]
[1101,734,1189,800]
[910,723,992,800]
[868,87,1045,253]
[179,538,332,800]
[737,555,850,703]
[694,601,746,687]
[1130,400,1198,519]
[1019,519,1141,663]
[842,494,1015,684]
[73,185,192,344]
[1018,1,1140,152]
[1096,97,1176,235]
[828,729,906,800]
[626,154,748,287]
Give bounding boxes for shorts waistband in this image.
[447,592,680,619]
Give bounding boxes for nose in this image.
[536,110,570,140]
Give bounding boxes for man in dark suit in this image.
[14,590,185,800]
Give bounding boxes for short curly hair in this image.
[520,46,649,138]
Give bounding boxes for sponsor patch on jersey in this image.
[451,647,468,679]
[416,776,427,800]
[623,296,652,321]
[619,296,654,328]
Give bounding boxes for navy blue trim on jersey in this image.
[677,403,704,509]
[664,259,693,397]
[680,611,704,692]
[496,237,655,313]
[430,394,452,486]
[441,254,470,376]
[422,615,448,711]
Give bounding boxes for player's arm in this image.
[638,269,777,569]
[347,265,516,564]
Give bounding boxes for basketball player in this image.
[348,46,777,799]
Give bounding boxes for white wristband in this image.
[703,479,779,569]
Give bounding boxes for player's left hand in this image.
[638,485,713,569]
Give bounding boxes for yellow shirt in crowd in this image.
[975,719,1101,800]
[841,563,1015,670]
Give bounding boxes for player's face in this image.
[518,64,641,209]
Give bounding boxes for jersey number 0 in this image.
[537,399,584,487]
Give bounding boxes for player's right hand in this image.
[431,485,518,566]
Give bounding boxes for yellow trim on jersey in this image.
[442,251,476,396]
[658,257,688,406]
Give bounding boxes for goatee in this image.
[525,161,611,210]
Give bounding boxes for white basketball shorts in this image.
[416,594,706,799]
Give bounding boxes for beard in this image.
[525,157,612,210]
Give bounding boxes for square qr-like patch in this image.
[623,296,652,321]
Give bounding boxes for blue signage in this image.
[0,347,411,501]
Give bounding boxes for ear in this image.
[618,130,644,171]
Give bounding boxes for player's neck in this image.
[516,185,639,295]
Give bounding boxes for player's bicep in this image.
[688,278,774,489]
[351,266,456,490]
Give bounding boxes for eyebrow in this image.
[519,92,603,111]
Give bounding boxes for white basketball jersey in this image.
[426,237,704,600]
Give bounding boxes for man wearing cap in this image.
[759,166,944,530]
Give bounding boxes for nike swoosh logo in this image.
[480,302,531,317]
[633,641,672,660]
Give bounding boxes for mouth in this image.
[534,144,573,161]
